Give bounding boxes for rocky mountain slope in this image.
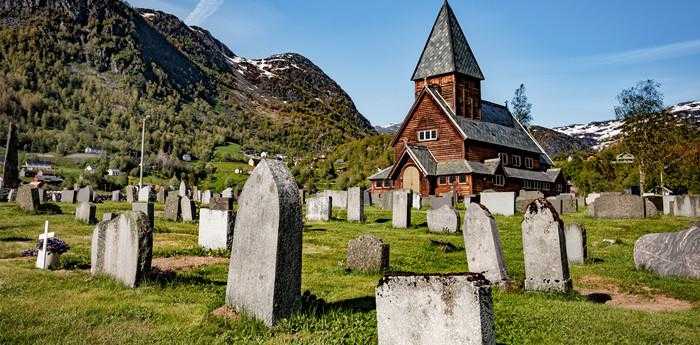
[528,126,592,158]
[0,0,374,160]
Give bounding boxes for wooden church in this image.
[369,1,567,198]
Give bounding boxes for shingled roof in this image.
[411,1,484,81]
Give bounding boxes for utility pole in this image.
[139,116,149,188]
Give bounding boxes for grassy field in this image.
[0,201,698,344]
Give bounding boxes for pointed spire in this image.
[411,1,484,81]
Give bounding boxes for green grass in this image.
[0,202,698,344]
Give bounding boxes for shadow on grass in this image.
[299,291,376,316]
[38,203,63,215]
[145,268,227,288]
[0,236,32,242]
[374,218,390,224]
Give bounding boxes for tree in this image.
[510,84,533,126]
[614,80,664,120]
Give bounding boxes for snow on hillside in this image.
[553,120,623,150]
[374,122,401,134]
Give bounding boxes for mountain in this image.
[0,0,374,162]
[528,126,592,158]
[374,122,401,134]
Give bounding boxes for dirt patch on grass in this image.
[152,256,227,271]
[577,275,694,312]
[212,306,240,320]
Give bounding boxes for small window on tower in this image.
[418,129,438,141]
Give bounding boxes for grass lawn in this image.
[0,202,698,344]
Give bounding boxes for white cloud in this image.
[186,0,224,26]
[584,39,700,65]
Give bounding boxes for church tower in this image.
[412,1,484,120]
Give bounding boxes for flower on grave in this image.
[35,237,71,255]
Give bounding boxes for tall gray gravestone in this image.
[565,223,587,265]
[75,202,97,224]
[61,189,76,204]
[522,199,571,293]
[91,211,153,288]
[180,196,196,222]
[125,185,137,203]
[392,190,412,229]
[77,186,94,203]
[164,194,181,221]
[132,202,154,231]
[138,185,154,202]
[198,208,235,250]
[226,160,303,327]
[178,180,187,197]
[346,187,365,222]
[1,122,20,189]
[376,273,495,345]
[306,196,331,221]
[463,203,509,284]
[156,188,166,203]
[111,190,121,202]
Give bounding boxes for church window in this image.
[418,129,438,141]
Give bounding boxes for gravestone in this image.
[138,186,154,202]
[346,235,389,272]
[516,190,544,213]
[226,159,302,327]
[16,185,39,212]
[156,188,166,203]
[429,194,453,210]
[634,225,699,279]
[1,122,20,189]
[201,190,212,205]
[522,198,571,293]
[391,190,411,229]
[565,223,587,265]
[91,211,153,288]
[111,190,121,202]
[362,189,372,206]
[61,189,76,204]
[132,202,154,231]
[463,203,509,284]
[672,195,698,217]
[589,194,650,218]
[412,193,421,210]
[102,212,118,222]
[77,186,94,203]
[585,193,601,206]
[37,188,47,204]
[125,185,137,203]
[427,204,460,233]
[210,196,233,211]
[180,196,196,222]
[179,180,187,197]
[346,187,365,222]
[221,187,233,198]
[662,195,677,215]
[376,273,495,345]
[7,188,16,202]
[480,192,515,216]
[198,208,235,250]
[321,190,348,209]
[164,194,181,221]
[546,196,563,216]
[558,194,578,213]
[377,191,394,210]
[75,202,97,224]
[306,196,331,221]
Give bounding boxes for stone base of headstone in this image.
[346,235,389,272]
[91,211,153,288]
[376,273,495,345]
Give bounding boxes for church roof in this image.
[411,1,484,81]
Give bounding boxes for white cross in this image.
[37,221,54,270]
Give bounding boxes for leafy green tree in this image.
[510,83,533,126]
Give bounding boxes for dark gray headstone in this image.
[346,234,389,272]
[589,194,648,218]
[522,199,571,293]
[164,194,181,221]
[16,185,39,212]
[464,203,509,284]
[91,211,153,288]
[132,202,154,231]
[210,196,233,211]
[634,226,699,279]
[226,159,302,327]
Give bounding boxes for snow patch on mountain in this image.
[554,120,623,150]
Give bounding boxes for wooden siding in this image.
[393,93,465,161]
[465,141,544,170]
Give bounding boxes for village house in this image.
[369,1,567,198]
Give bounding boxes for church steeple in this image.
[411,0,484,81]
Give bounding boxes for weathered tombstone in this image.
[77,186,94,203]
[164,194,181,221]
[480,192,515,216]
[131,202,154,231]
[201,190,212,205]
[198,208,235,250]
[1,122,20,189]
[321,190,348,209]
[61,189,76,204]
[522,199,571,293]
[16,185,40,212]
[379,191,394,210]
[156,188,166,203]
[221,187,233,198]
[376,273,495,345]
[125,185,137,203]
[226,159,302,327]
[346,235,389,272]
[391,190,411,229]
[565,223,587,265]
[412,193,421,210]
[180,196,196,222]
[429,194,453,210]
[91,211,153,288]
[516,190,544,213]
[589,194,649,218]
[210,196,233,211]
[362,189,371,205]
[138,185,154,202]
[37,188,47,204]
[427,204,460,233]
[463,203,509,284]
[346,187,365,222]
[558,194,578,213]
[672,195,697,217]
[634,225,699,279]
[111,190,121,202]
[102,212,118,222]
[75,202,97,224]
[662,195,677,215]
[178,180,187,197]
[306,196,331,221]
[586,192,601,206]
[547,196,563,216]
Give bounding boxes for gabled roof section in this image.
[504,167,559,182]
[389,145,438,178]
[411,1,484,81]
[368,166,393,180]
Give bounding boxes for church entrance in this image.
[402,166,421,194]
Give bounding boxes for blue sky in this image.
[130,0,700,127]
